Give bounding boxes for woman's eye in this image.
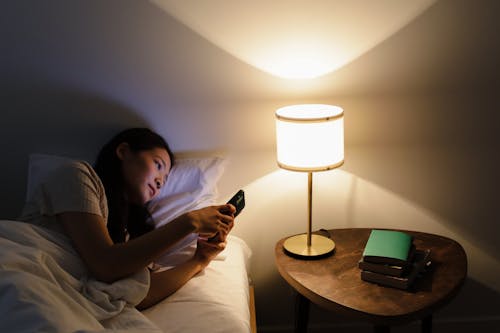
[155,160,162,170]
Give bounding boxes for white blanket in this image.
[0,219,161,333]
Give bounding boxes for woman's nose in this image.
[155,179,162,189]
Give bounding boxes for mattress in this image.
[142,235,253,333]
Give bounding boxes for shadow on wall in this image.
[0,83,149,219]
[439,278,500,321]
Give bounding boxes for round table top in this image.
[275,228,467,325]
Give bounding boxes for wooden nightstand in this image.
[275,228,467,333]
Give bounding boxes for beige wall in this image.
[1,1,499,331]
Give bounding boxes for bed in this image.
[143,235,254,333]
[0,154,255,332]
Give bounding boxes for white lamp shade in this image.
[276,104,344,171]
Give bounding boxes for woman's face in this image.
[118,144,172,205]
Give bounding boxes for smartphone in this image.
[227,189,245,218]
[207,190,245,242]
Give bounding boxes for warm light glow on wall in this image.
[151,0,436,79]
[253,40,341,79]
[276,104,344,171]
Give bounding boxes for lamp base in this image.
[283,234,335,259]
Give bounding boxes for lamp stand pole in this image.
[307,172,313,247]
[282,171,336,259]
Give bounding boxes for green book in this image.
[362,230,413,266]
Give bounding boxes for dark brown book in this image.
[358,260,408,277]
[361,249,431,290]
[359,244,416,276]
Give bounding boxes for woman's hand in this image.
[194,238,227,267]
[186,204,235,238]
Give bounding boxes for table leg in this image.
[295,293,310,333]
[422,314,433,333]
[373,325,390,333]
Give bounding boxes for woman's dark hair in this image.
[94,128,174,243]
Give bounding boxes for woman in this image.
[20,128,234,309]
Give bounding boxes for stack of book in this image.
[359,229,431,290]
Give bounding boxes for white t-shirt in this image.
[19,161,108,234]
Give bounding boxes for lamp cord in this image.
[317,229,332,239]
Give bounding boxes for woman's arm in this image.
[58,205,234,283]
[136,239,226,310]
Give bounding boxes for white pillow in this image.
[147,156,227,269]
[148,156,226,227]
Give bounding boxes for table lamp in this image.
[275,104,344,258]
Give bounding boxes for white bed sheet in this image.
[142,235,253,333]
